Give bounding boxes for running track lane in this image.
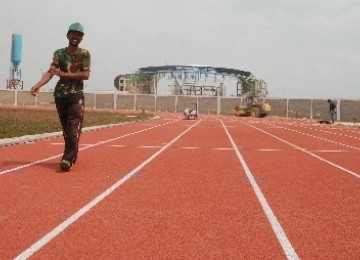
[2,117,298,259]
[0,117,359,259]
[253,118,360,177]
[226,117,360,259]
[0,117,184,258]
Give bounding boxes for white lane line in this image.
[292,124,360,141]
[258,149,282,152]
[50,143,92,147]
[108,144,127,148]
[268,123,360,151]
[0,120,179,176]
[313,150,348,153]
[138,146,163,149]
[221,120,299,260]
[14,120,201,260]
[179,146,201,150]
[244,122,360,180]
[0,154,64,175]
[213,148,234,151]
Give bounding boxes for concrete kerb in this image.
[0,115,160,148]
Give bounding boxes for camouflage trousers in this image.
[55,93,84,164]
[330,109,337,123]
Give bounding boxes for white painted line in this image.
[245,122,360,180]
[268,123,360,151]
[213,148,234,151]
[221,120,299,260]
[313,150,348,153]
[108,144,127,148]
[258,149,282,152]
[138,145,163,149]
[180,147,201,150]
[14,120,201,260]
[49,143,93,147]
[0,120,179,176]
[0,154,63,175]
[79,144,96,147]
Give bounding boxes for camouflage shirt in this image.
[51,47,91,97]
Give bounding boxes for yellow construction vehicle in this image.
[234,98,271,117]
[234,75,271,117]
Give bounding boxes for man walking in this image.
[327,99,337,124]
[30,22,91,171]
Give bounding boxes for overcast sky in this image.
[1,0,359,98]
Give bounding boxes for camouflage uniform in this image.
[51,47,91,165]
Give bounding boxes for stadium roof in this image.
[138,65,252,77]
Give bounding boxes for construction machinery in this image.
[234,74,271,117]
[183,103,198,120]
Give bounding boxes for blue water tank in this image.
[11,34,22,70]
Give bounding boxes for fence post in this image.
[175,95,178,113]
[286,99,289,118]
[94,93,97,109]
[133,94,137,111]
[197,97,199,114]
[14,90,18,106]
[154,94,157,112]
[113,92,116,110]
[310,99,313,120]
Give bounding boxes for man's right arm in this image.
[30,70,54,96]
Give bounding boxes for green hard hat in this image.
[68,22,84,34]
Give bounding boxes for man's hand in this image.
[30,85,41,96]
[50,68,65,77]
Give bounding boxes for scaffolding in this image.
[114,64,267,97]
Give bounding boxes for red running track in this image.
[0,114,360,259]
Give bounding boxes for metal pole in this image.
[286,99,289,118]
[337,99,340,121]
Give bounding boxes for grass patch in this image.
[0,107,153,139]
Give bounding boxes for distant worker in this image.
[30,22,91,171]
[327,99,337,123]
